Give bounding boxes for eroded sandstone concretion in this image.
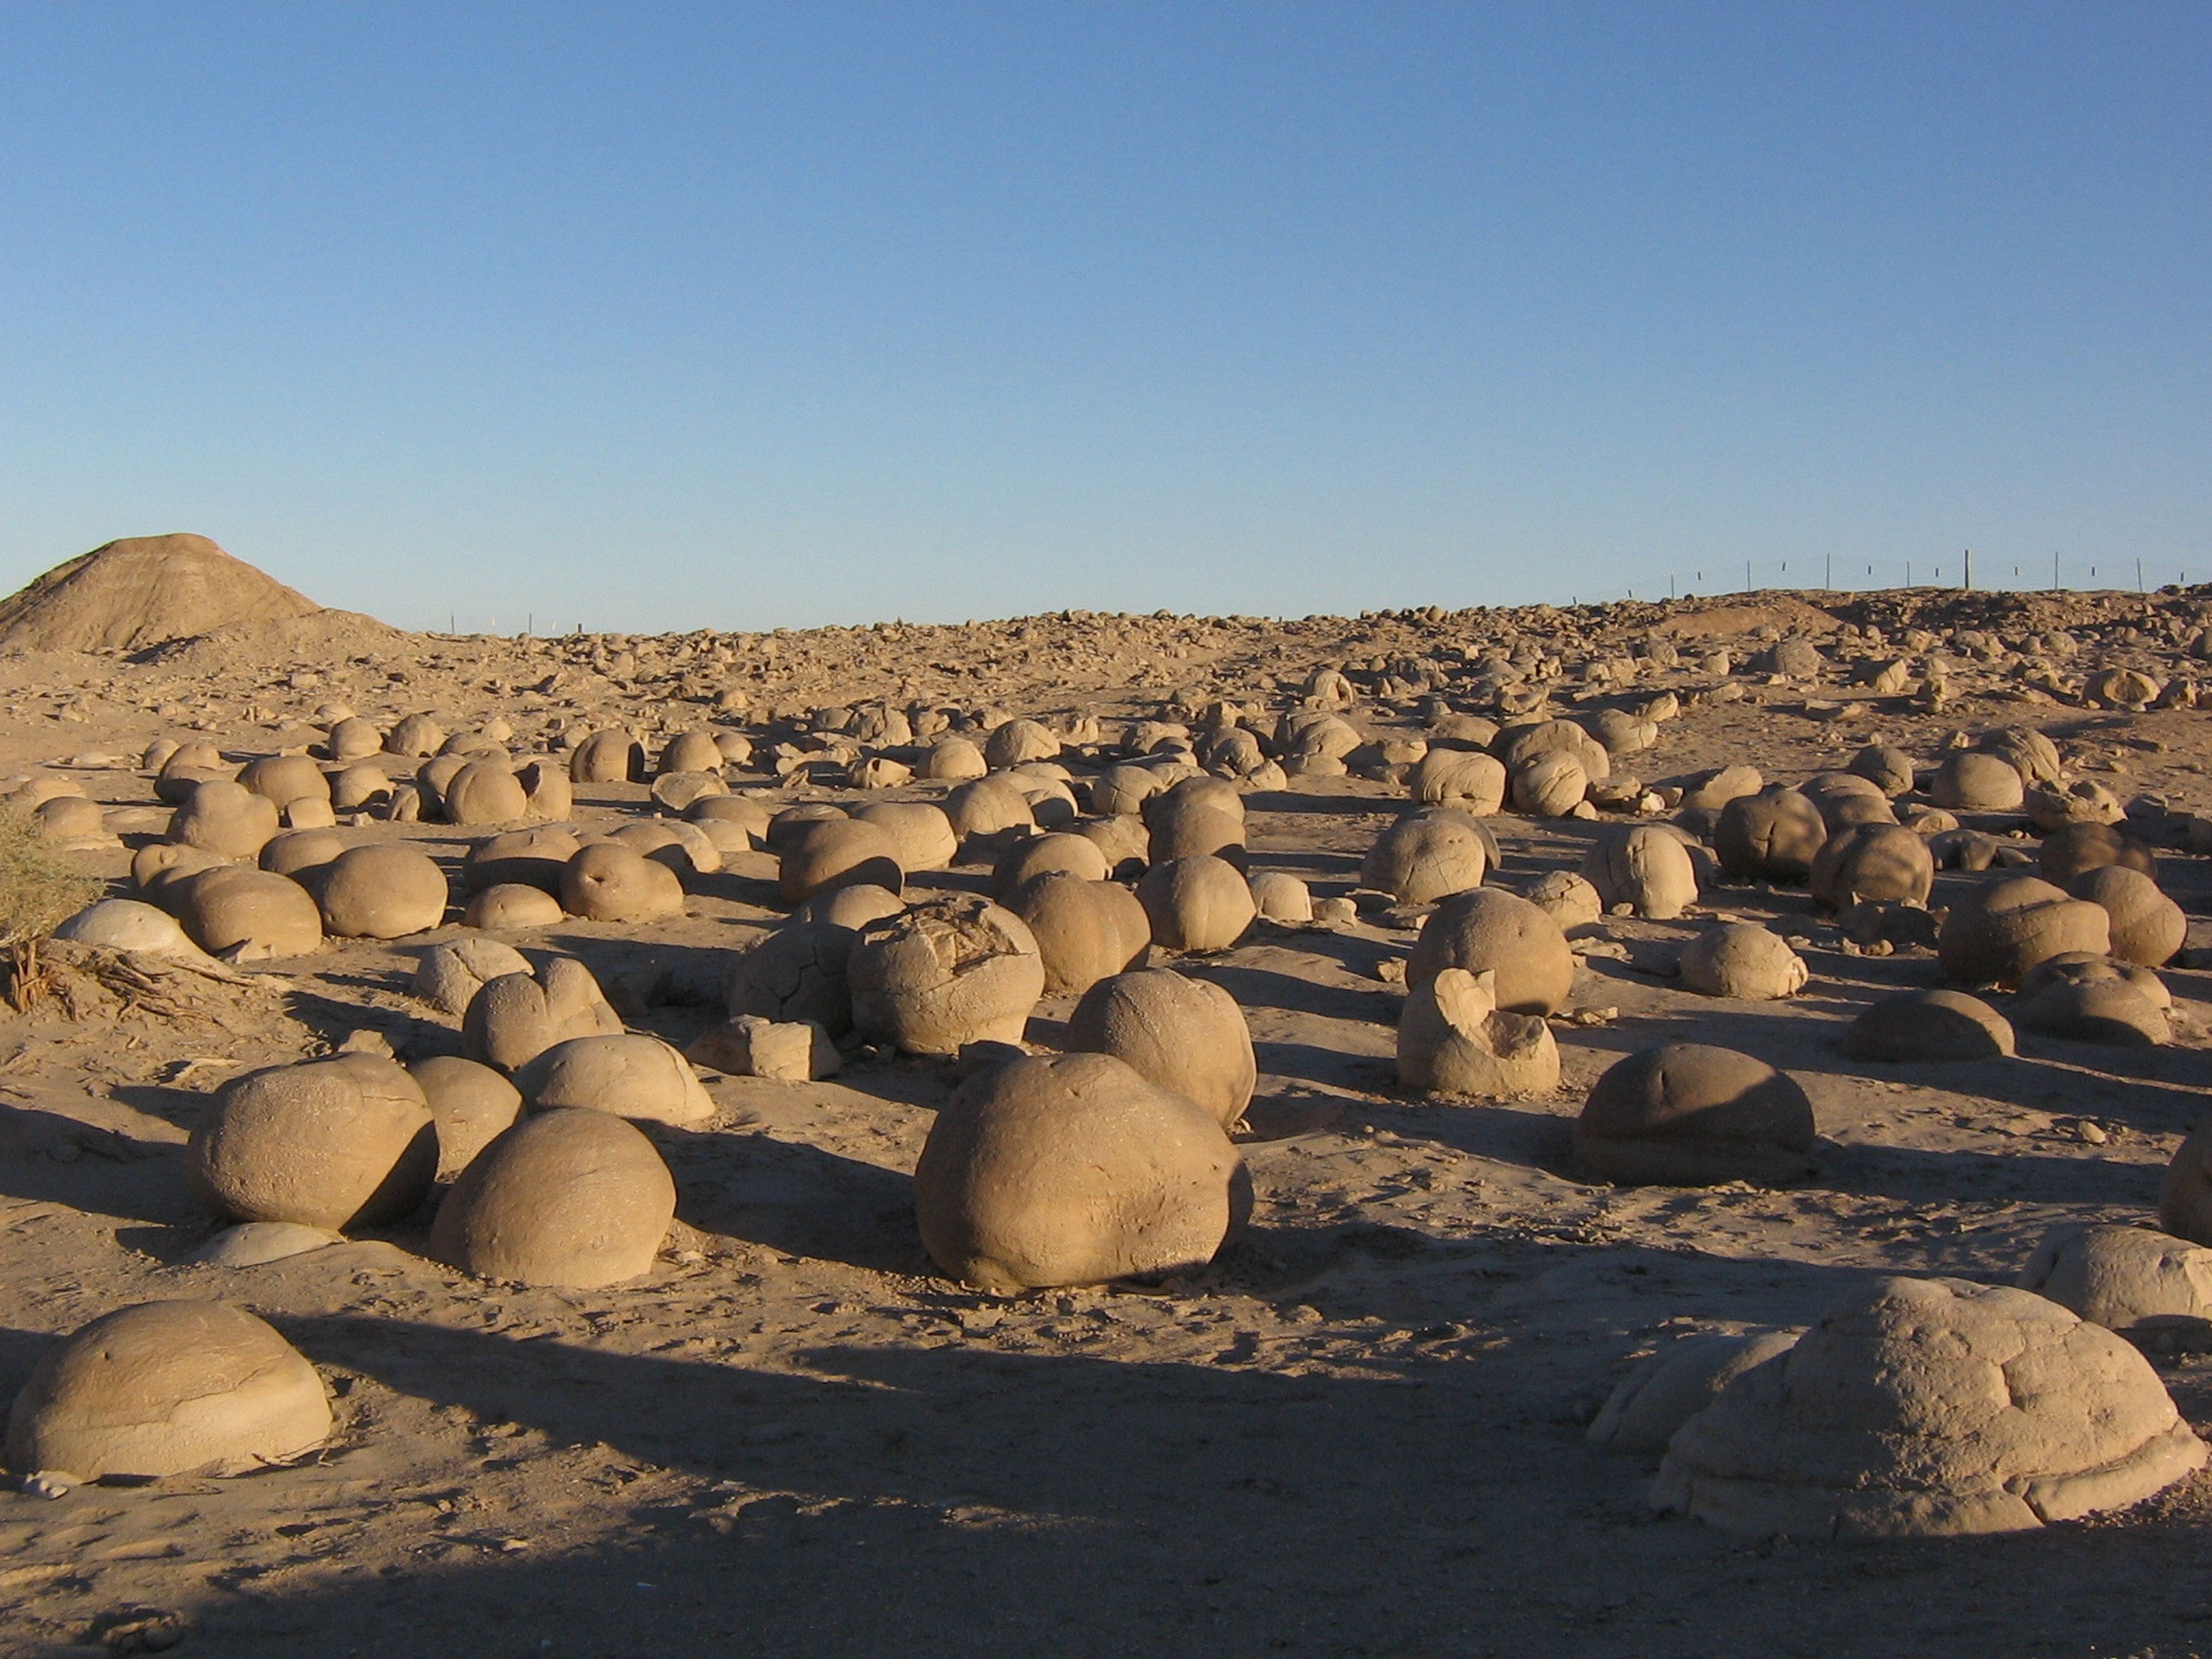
[1654,1277,2206,1536]
[848,895,1045,1055]
[1067,967,1255,1128]
[1676,923,1807,1001]
[514,1033,715,1127]
[1396,967,1560,1097]
[463,957,624,1073]
[1574,1044,1815,1187]
[914,1052,1244,1294]
[1842,988,2014,1061]
[430,1107,676,1289]
[1937,876,2111,987]
[188,1055,437,1230]
[1588,1327,1802,1454]
[2020,1225,2212,1335]
[5,1301,331,1481]
[1407,888,1574,1015]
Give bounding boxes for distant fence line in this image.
[412,554,2203,636]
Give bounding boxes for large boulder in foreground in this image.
[6,1301,331,1480]
[0,533,320,653]
[1654,1277,2206,1536]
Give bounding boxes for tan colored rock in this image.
[1678,923,1807,999]
[1360,808,1488,906]
[1714,789,1827,882]
[430,1107,675,1289]
[134,840,226,906]
[944,774,1036,848]
[5,1301,331,1481]
[324,715,382,762]
[2021,1225,2212,1334]
[985,718,1059,769]
[407,1055,522,1180]
[914,1052,1243,1293]
[991,832,1111,901]
[325,765,391,814]
[177,866,323,959]
[1654,1277,2205,1536]
[1067,967,1255,1127]
[1678,764,1762,811]
[169,779,281,859]
[442,759,529,825]
[1575,1044,1815,1186]
[849,895,1045,1055]
[1809,822,1934,910]
[609,819,722,879]
[919,736,988,781]
[1409,748,1507,816]
[238,755,330,815]
[570,729,644,783]
[188,1055,435,1228]
[1584,824,1698,919]
[658,730,724,777]
[2027,779,2125,832]
[1842,988,2014,1060]
[1247,869,1314,923]
[778,817,903,906]
[1146,801,1247,865]
[1931,751,2027,812]
[687,793,774,849]
[463,826,582,893]
[386,713,446,757]
[1408,888,1574,1014]
[1847,744,1916,797]
[463,882,566,929]
[1588,1328,1803,1453]
[516,1033,714,1127]
[1136,854,1255,953]
[2039,821,2156,886]
[1397,967,1560,1097]
[317,843,449,938]
[413,937,533,1016]
[52,898,209,960]
[1978,726,2064,786]
[1005,872,1152,997]
[2019,974,2168,1046]
[687,1014,838,1081]
[260,827,349,880]
[462,957,623,1073]
[728,920,858,1036]
[1509,750,1588,817]
[1938,876,2111,986]
[2070,865,2184,967]
[560,841,685,923]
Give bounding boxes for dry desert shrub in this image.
[0,805,103,1010]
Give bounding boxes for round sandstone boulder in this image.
[848,896,1045,1055]
[318,843,449,938]
[914,1052,1244,1294]
[188,1055,436,1229]
[1575,1044,1816,1187]
[5,1302,331,1482]
[1067,967,1255,1128]
[1653,1277,2205,1536]
[430,1108,675,1289]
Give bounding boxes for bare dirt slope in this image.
[0,535,319,656]
[3,579,2212,1658]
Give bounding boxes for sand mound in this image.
[0,534,320,654]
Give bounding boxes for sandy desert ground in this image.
[3,538,2212,1658]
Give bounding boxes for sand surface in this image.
[3,586,2211,1657]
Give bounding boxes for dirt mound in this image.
[1648,593,1840,640]
[0,534,320,654]
[143,608,410,672]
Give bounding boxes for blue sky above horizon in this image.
[1,3,2205,632]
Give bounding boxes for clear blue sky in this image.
[1,3,2205,631]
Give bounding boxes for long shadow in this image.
[1191,961,1399,1023]
[139,1294,2212,1659]
[651,1127,926,1275]
[0,1101,199,1229]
